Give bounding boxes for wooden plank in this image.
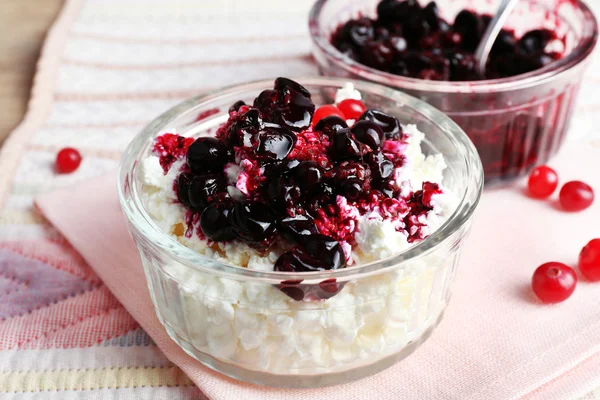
[0,0,64,146]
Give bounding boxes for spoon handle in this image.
[474,0,520,76]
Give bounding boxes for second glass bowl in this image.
[309,0,598,183]
[118,77,483,387]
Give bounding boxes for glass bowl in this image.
[118,77,483,388]
[309,0,598,183]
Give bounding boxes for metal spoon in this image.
[474,0,520,76]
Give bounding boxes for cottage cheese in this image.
[138,87,459,375]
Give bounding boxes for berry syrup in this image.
[150,78,447,298]
[330,0,573,182]
[331,1,565,81]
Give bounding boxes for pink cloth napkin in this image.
[35,143,600,400]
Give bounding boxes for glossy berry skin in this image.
[265,177,301,212]
[492,29,517,55]
[342,178,363,200]
[275,77,311,97]
[314,115,348,137]
[254,90,278,115]
[359,109,402,140]
[422,1,441,31]
[453,9,484,52]
[313,105,344,126]
[238,108,263,130]
[559,181,594,212]
[229,201,277,248]
[274,249,324,273]
[351,120,384,150]
[330,130,365,161]
[579,239,600,281]
[531,262,577,304]
[228,108,263,147]
[519,29,555,53]
[186,137,230,173]
[55,148,82,174]
[175,172,193,207]
[254,126,296,160]
[200,201,236,242]
[333,161,371,185]
[262,159,300,179]
[377,0,419,23]
[527,165,558,198]
[292,161,322,190]
[252,78,315,132]
[188,174,227,211]
[337,99,367,120]
[274,88,315,131]
[361,40,395,68]
[305,185,336,215]
[302,234,346,269]
[365,151,394,181]
[274,234,346,272]
[278,215,319,244]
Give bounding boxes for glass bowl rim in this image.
[117,76,483,283]
[308,0,598,94]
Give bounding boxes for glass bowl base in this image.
[157,309,446,388]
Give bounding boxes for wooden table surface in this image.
[0,0,64,146]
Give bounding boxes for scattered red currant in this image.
[531,262,577,303]
[559,181,594,211]
[527,165,558,198]
[579,239,600,281]
[337,99,367,120]
[55,148,82,174]
[312,105,344,126]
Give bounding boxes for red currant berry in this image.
[312,105,344,126]
[527,165,558,198]
[55,148,82,174]
[559,181,594,212]
[337,99,367,120]
[531,262,577,303]
[579,239,600,281]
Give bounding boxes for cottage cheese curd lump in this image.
[140,78,458,374]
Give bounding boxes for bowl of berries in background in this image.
[118,77,483,387]
[309,0,598,183]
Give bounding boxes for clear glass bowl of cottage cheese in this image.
[118,77,483,387]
